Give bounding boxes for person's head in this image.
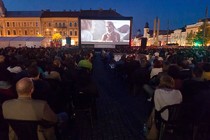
[16,77,34,97]
[167,64,180,79]
[158,74,175,89]
[53,59,61,68]
[27,65,40,79]
[153,59,162,68]
[106,21,115,33]
[0,55,5,63]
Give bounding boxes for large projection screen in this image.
[80,19,131,47]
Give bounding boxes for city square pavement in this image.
[70,52,152,140]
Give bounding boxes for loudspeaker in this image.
[66,37,71,45]
[141,38,147,49]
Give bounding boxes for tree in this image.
[186,31,195,46]
[52,33,62,47]
[193,21,210,46]
[52,33,62,41]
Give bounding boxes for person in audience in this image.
[78,52,93,71]
[27,64,52,105]
[181,66,205,102]
[178,59,192,80]
[154,74,182,121]
[167,64,183,89]
[0,55,16,102]
[150,59,163,78]
[2,77,58,140]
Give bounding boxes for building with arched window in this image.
[0,0,124,46]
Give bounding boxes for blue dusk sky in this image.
[4,0,210,34]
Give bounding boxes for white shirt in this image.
[150,68,163,78]
[154,88,182,120]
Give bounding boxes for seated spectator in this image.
[154,75,182,121]
[181,66,206,102]
[0,55,16,102]
[178,59,192,80]
[78,52,93,71]
[27,65,51,104]
[150,59,163,78]
[167,65,183,90]
[2,77,58,140]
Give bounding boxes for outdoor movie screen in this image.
[80,19,131,45]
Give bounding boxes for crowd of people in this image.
[101,46,210,139]
[0,45,210,139]
[0,46,98,139]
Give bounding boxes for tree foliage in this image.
[186,21,210,46]
[193,22,210,46]
[52,33,62,41]
[186,31,195,46]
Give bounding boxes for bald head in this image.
[16,77,34,97]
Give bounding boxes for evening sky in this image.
[4,0,210,35]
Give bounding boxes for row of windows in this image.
[45,30,77,36]
[7,29,39,35]
[6,29,77,36]
[44,22,77,27]
[6,21,78,28]
[6,22,39,27]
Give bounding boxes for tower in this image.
[153,17,160,46]
[143,22,149,38]
[0,0,6,17]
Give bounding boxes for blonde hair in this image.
[158,74,175,89]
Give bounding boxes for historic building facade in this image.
[0,0,123,46]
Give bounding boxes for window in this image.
[74,31,77,36]
[59,23,62,27]
[63,23,65,27]
[19,30,22,35]
[55,23,58,27]
[36,22,38,27]
[6,22,9,27]
[13,30,16,35]
[7,30,10,35]
[69,22,72,27]
[70,31,72,36]
[74,22,77,27]
[24,22,26,27]
[25,30,28,35]
[49,22,51,27]
[13,22,15,27]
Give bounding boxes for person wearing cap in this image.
[102,21,120,42]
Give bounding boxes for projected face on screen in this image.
[80,19,131,45]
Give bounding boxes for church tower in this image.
[0,0,6,17]
[143,22,149,38]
